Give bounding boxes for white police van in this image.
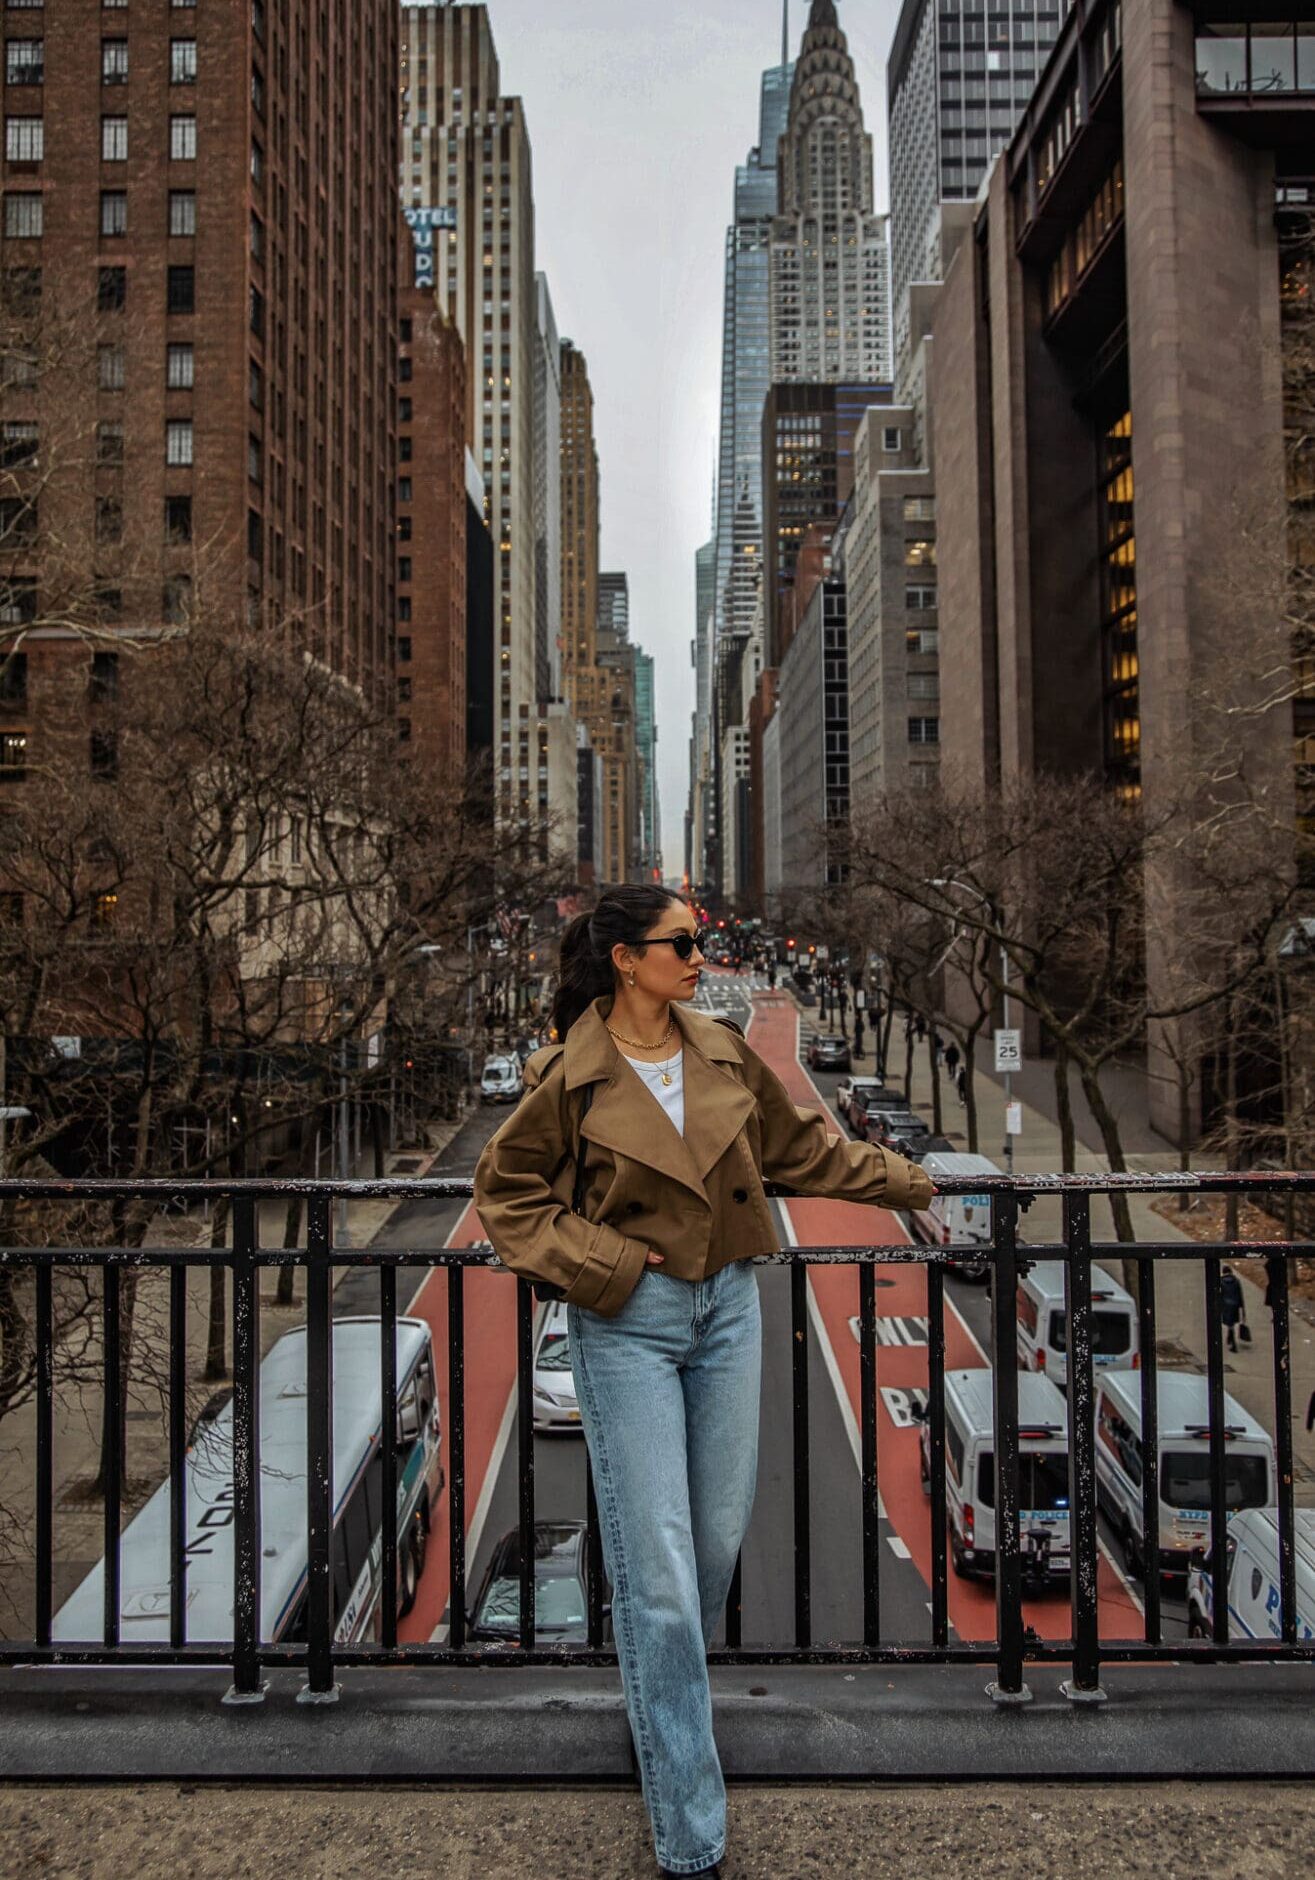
[1094,1369,1274,1580]
[54,1318,444,1648]
[918,1368,1072,1583]
[1186,1507,1315,1642]
[911,1151,1000,1282]
[1016,1260,1138,1389]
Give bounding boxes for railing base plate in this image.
[985,1680,1033,1707]
[221,1682,269,1708]
[1060,1679,1108,1706]
[296,1683,341,1707]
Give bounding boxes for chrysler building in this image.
[770,0,892,383]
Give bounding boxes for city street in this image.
[365,972,1160,1655]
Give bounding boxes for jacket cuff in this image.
[563,1223,650,1319]
[880,1147,934,1212]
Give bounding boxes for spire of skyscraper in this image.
[782,0,789,68]
[807,0,839,29]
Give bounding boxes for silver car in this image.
[532,1300,582,1432]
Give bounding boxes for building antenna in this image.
[782,0,789,66]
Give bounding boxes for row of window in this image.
[4,113,196,162]
[5,188,199,242]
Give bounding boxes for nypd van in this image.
[1186,1506,1315,1642]
[911,1151,1000,1282]
[1016,1260,1138,1389]
[1094,1369,1275,1580]
[917,1368,1072,1583]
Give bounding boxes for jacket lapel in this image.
[562,998,757,1201]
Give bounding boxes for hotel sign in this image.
[404,205,457,289]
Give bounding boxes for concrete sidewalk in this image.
[818,1006,1315,1504]
[1,1781,1311,1878]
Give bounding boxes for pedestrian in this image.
[914,1012,926,1043]
[1220,1263,1246,1353]
[474,886,934,1880]
[945,1042,961,1077]
[932,1028,944,1066]
[768,965,777,991]
[956,1064,968,1107]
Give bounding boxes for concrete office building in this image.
[929,0,1313,1134]
[845,408,939,815]
[634,648,660,880]
[399,4,538,830]
[689,536,716,888]
[770,0,892,387]
[888,0,1065,389]
[775,535,850,893]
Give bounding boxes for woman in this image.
[474,886,934,1878]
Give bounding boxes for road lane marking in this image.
[888,1535,912,1559]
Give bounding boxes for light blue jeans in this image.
[568,1258,762,1876]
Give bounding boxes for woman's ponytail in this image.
[548,885,683,1040]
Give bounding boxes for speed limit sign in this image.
[994,1028,1021,1073]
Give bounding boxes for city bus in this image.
[53,1317,444,1648]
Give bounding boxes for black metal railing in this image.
[1,1172,1312,1711]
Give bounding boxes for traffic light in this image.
[808,943,817,956]
[786,938,796,951]
[717,919,726,929]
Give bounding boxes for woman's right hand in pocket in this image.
[645,1248,665,1266]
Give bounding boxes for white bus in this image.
[53,1317,444,1648]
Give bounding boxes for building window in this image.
[6,117,44,162]
[98,265,126,311]
[0,732,29,782]
[1,421,37,467]
[883,427,902,452]
[397,677,412,703]
[398,477,412,502]
[97,420,124,466]
[248,359,263,409]
[101,115,127,161]
[170,38,197,85]
[908,717,940,745]
[903,495,936,522]
[170,114,197,160]
[398,556,412,582]
[249,211,264,261]
[101,40,128,85]
[164,494,192,543]
[166,341,193,388]
[0,576,36,622]
[169,190,196,236]
[90,729,119,780]
[100,191,127,238]
[97,343,125,390]
[905,538,936,568]
[167,264,195,313]
[166,418,193,466]
[5,40,43,86]
[399,436,412,463]
[163,573,191,624]
[250,138,264,185]
[397,596,412,622]
[398,636,412,662]
[398,718,412,744]
[3,194,42,239]
[247,433,262,483]
[95,495,123,542]
[0,651,26,707]
[92,892,118,929]
[250,63,264,116]
[89,652,119,704]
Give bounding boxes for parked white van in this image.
[911,1152,1000,1282]
[1016,1260,1138,1389]
[1094,1369,1275,1580]
[918,1368,1072,1583]
[1186,1506,1315,1642]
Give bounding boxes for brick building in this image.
[397,227,466,784]
[1,0,399,748]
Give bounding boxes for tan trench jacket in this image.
[473,996,934,1318]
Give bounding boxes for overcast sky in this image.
[484,0,902,880]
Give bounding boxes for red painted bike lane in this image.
[747,993,1142,1644]
[397,1201,519,1643]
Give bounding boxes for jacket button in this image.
[626,1201,643,1215]
[733,1188,749,1204]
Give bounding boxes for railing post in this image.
[516,1277,536,1647]
[225,1196,265,1704]
[34,1263,53,1649]
[926,1258,949,1652]
[987,1188,1031,1706]
[380,1264,399,1652]
[102,1263,122,1652]
[1060,1193,1106,1704]
[859,1259,880,1650]
[1269,1254,1298,1645]
[1136,1255,1162,1644]
[1202,1255,1230,1649]
[168,1265,187,1654]
[790,1257,812,1651]
[299,1193,339,1703]
[447,1263,467,1652]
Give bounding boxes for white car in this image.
[480,1055,523,1103]
[532,1301,582,1433]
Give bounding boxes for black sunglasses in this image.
[641,930,704,962]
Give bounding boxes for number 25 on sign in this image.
[994,1028,1021,1073]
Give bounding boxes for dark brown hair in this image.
[549,885,684,1038]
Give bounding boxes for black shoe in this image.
[659,1868,720,1879]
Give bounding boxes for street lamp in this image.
[929,877,1017,1175]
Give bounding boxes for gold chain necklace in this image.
[606,1013,675,1053]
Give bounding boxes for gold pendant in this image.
[661,1072,673,1087]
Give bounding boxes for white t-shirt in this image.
[623,1049,685,1137]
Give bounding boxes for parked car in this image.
[466,1520,611,1647]
[807,1032,852,1072]
[836,1075,887,1123]
[480,1055,523,1103]
[846,1083,906,1138]
[863,1108,932,1155]
[910,1133,956,1162]
[532,1300,582,1433]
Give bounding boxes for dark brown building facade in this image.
[1,0,398,714]
[397,228,466,783]
[929,0,1312,1131]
